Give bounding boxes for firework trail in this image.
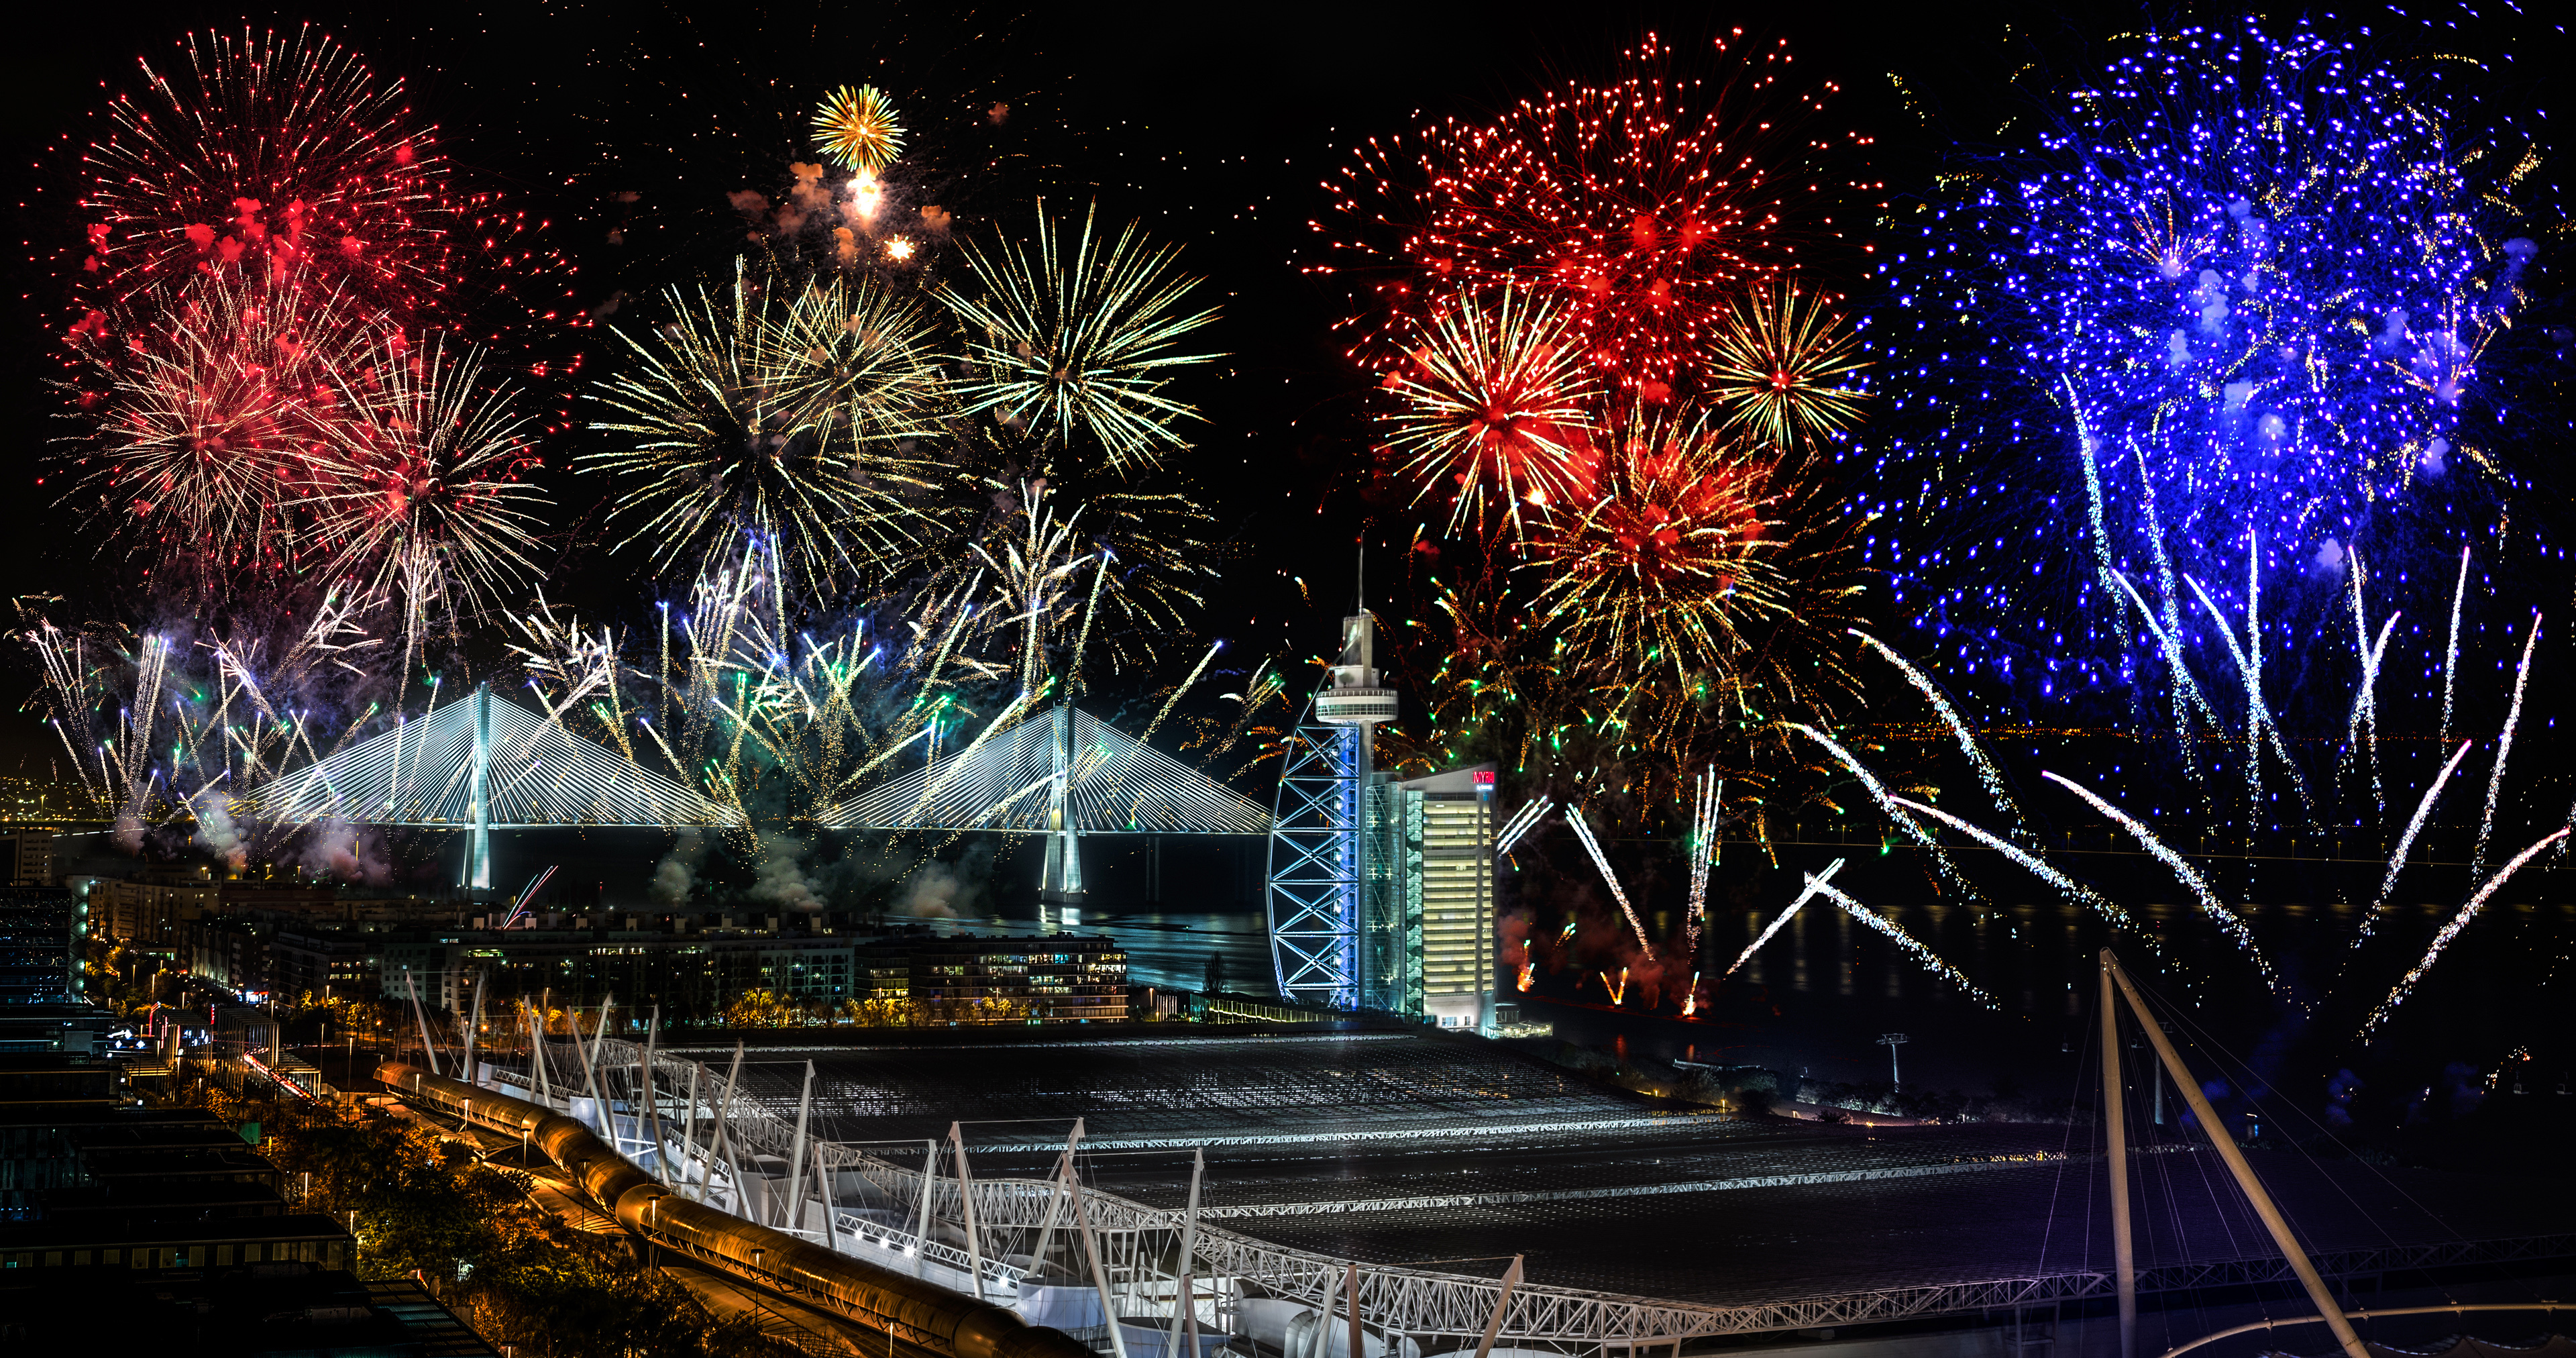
[2040,770,2279,996]
[2110,568,2220,774]
[1803,875,1998,1010]
[969,488,1102,698]
[1792,723,1978,900]
[2469,612,2540,879]
[1137,640,1222,748]
[2339,558,2400,813]
[2358,828,2570,1042]
[1885,796,2133,932]
[2357,739,2475,949]
[2180,568,2308,819]
[19,590,386,847]
[1375,286,1600,538]
[1684,770,1719,956]
[1565,808,1654,959]
[941,201,1220,475]
[1323,33,1841,402]
[1723,856,1841,978]
[956,478,1216,689]
[2438,546,2473,750]
[585,260,943,590]
[1851,629,2029,843]
[1494,798,1552,856]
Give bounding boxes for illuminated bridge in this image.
[244,683,740,888]
[820,702,1270,910]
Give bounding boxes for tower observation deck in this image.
[1267,596,1411,1012]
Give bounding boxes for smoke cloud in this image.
[894,861,977,919]
[300,817,390,884]
[191,790,247,871]
[650,829,708,907]
[749,832,827,911]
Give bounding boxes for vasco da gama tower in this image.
[1265,592,1497,1027]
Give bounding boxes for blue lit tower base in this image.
[1267,606,1403,1011]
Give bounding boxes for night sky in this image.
[19,0,2537,764]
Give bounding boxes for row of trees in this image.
[720,988,1033,1028]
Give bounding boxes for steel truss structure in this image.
[1267,723,1360,1007]
[464,1038,2571,1357]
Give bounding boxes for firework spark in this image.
[1705,282,1865,448]
[813,85,906,176]
[303,333,550,684]
[1324,34,1837,401]
[942,201,1220,474]
[1874,16,2542,707]
[585,261,943,590]
[1530,411,1862,717]
[1377,286,1599,537]
[79,26,450,315]
[70,264,376,582]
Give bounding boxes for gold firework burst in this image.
[814,85,906,176]
[941,201,1220,476]
[1705,282,1866,449]
[1527,407,1864,721]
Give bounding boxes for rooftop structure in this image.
[550,1029,2574,1354]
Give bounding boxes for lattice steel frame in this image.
[548,1041,2575,1352]
[1267,721,1359,1008]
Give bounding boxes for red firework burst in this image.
[78,26,451,318]
[73,264,382,577]
[1324,32,1849,404]
[1377,286,1601,537]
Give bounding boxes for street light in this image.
[1876,1033,1910,1090]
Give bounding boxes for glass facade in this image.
[1399,769,1495,1030]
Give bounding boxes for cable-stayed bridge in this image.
[821,703,1269,909]
[244,684,740,888]
[244,692,1263,903]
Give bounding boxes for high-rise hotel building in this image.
[1387,766,1497,1030]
